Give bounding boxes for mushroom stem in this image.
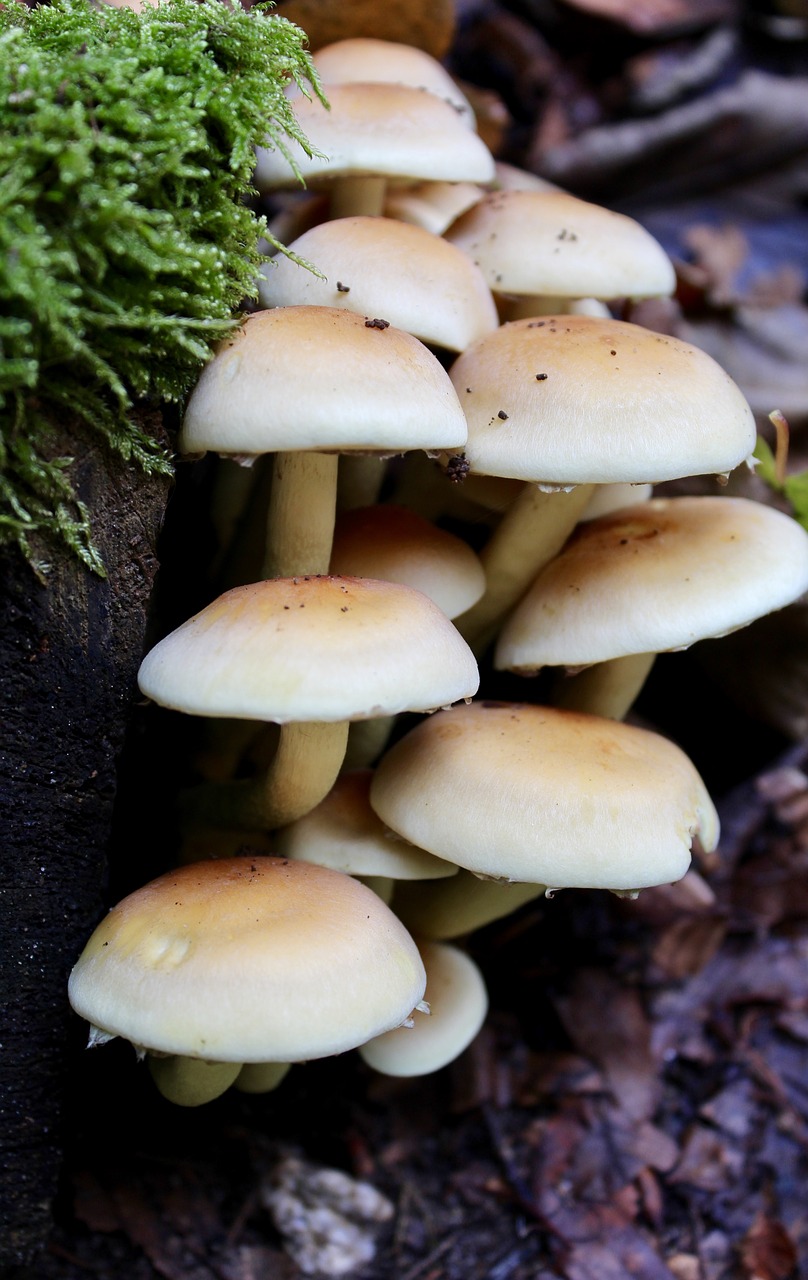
[263,451,339,578]
[337,455,387,511]
[505,295,611,322]
[393,870,546,939]
[234,1062,291,1094]
[148,1055,242,1107]
[181,720,350,832]
[552,652,657,721]
[456,484,595,652]
[343,715,396,769]
[355,875,395,904]
[329,174,387,219]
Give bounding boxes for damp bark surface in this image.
[0,415,170,1268]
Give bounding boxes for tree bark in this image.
[0,415,171,1266]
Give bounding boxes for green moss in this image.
[0,0,323,574]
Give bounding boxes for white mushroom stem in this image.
[148,1055,242,1107]
[180,720,350,832]
[263,452,339,578]
[456,484,595,653]
[329,174,387,219]
[553,652,657,721]
[234,1062,291,1094]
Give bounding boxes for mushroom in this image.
[370,701,718,893]
[179,306,468,579]
[137,574,479,830]
[329,505,486,620]
[495,495,808,720]
[445,188,676,320]
[358,940,488,1077]
[274,769,458,904]
[448,314,757,650]
[309,37,476,127]
[258,216,498,354]
[68,857,427,1105]
[254,81,494,218]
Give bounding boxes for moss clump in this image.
[0,0,322,574]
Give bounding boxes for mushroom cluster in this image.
[69,33,808,1104]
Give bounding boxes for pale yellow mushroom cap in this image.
[370,701,718,890]
[137,575,479,723]
[254,82,495,192]
[311,38,475,126]
[358,940,488,1077]
[275,769,458,880]
[180,306,468,459]
[68,857,427,1062]
[384,180,488,235]
[450,315,757,485]
[258,217,498,352]
[496,496,808,672]
[445,189,676,300]
[329,505,486,619]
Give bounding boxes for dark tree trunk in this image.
[0,416,171,1267]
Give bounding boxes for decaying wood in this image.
[0,416,170,1266]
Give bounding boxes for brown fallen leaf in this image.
[555,969,657,1122]
[740,1213,798,1280]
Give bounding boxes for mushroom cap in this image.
[445,189,676,300]
[180,307,467,459]
[370,701,718,890]
[329,505,486,618]
[496,496,808,671]
[450,315,757,484]
[254,82,495,192]
[259,217,498,353]
[358,940,488,1076]
[137,575,479,723]
[384,179,487,236]
[311,38,474,126]
[68,857,427,1062]
[275,769,458,879]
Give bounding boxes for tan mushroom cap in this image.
[496,496,808,672]
[180,307,467,459]
[137,575,479,723]
[445,189,676,300]
[254,82,495,192]
[275,770,458,880]
[68,857,427,1062]
[370,701,718,890]
[311,39,475,126]
[358,940,488,1076]
[258,217,498,352]
[329,505,486,619]
[451,315,757,485]
[384,180,488,235]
